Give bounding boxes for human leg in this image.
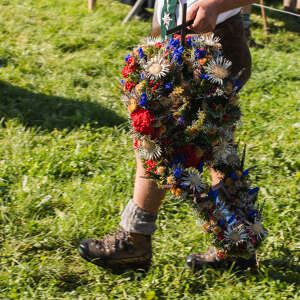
[78,152,165,271]
[186,13,258,271]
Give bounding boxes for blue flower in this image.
[234,80,243,93]
[164,82,173,90]
[140,73,144,80]
[242,169,249,178]
[248,187,259,195]
[228,215,236,224]
[201,74,210,80]
[249,209,258,216]
[174,167,182,178]
[124,54,131,62]
[177,46,184,54]
[194,48,206,59]
[219,219,225,225]
[196,162,205,173]
[178,117,185,125]
[168,38,180,48]
[173,157,180,164]
[186,37,194,46]
[138,48,144,59]
[180,182,187,189]
[208,189,219,199]
[139,93,148,107]
[231,172,238,181]
[120,79,125,85]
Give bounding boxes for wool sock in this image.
[119,199,158,235]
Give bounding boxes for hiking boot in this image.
[186,246,258,272]
[78,230,152,272]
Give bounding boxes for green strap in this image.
[160,0,178,41]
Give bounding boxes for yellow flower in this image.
[202,222,211,233]
[170,187,176,195]
[167,176,175,184]
[175,188,183,197]
[158,125,167,136]
[171,86,184,96]
[128,103,137,113]
[211,139,219,147]
[156,166,165,175]
[208,128,217,135]
[198,58,207,65]
[130,98,137,105]
[210,218,217,225]
[173,111,180,120]
[189,127,197,134]
[213,226,222,234]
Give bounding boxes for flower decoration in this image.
[144,55,170,80]
[121,34,267,258]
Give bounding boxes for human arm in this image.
[187,0,258,33]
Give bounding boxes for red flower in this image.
[122,65,131,78]
[175,145,201,168]
[203,151,213,162]
[133,138,139,148]
[145,160,156,173]
[155,42,163,48]
[223,113,230,122]
[131,108,155,135]
[152,83,159,93]
[124,81,136,92]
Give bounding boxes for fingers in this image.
[186,3,198,22]
[186,2,217,34]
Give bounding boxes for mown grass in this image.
[0,0,299,299]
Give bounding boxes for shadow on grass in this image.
[0,80,126,131]
[187,254,300,295]
[259,256,300,285]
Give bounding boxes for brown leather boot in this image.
[186,247,258,272]
[78,230,152,272]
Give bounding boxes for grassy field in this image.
[0,0,299,299]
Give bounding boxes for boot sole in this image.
[79,247,151,273]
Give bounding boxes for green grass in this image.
[0,0,299,299]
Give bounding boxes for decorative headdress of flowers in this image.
[120,33,267,259]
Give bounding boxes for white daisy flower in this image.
[182,169,206,193]
[144,55,170,80]
[190,35,205,48]
[202,33,221,47]
[223,225,248,246]
[141,36,162,47]
[139,137,162,160]
[245,217,268,241]
[204,56,232,85]
[212,138,235,163]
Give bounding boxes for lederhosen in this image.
[151,1,252,84]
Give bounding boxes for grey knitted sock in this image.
[119,199,158,235]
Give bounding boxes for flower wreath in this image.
[120,34,267,258]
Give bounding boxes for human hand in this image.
[187,0,221,33]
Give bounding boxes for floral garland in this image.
[120,34,267,258]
